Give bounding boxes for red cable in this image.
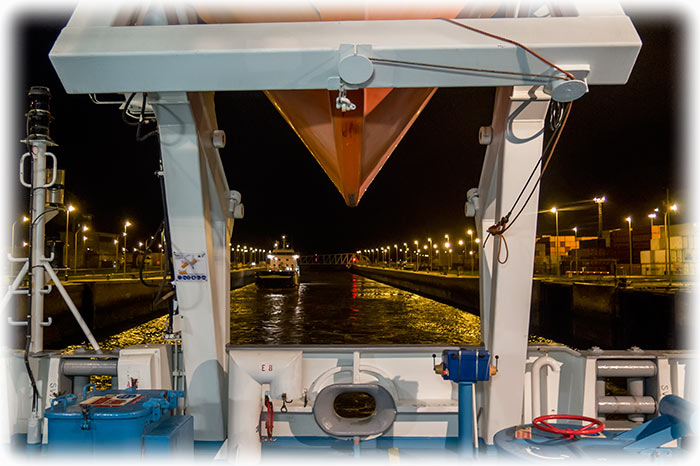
[441,18,576,80]
[497,235,509,264]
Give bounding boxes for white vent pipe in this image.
[531,354,561,418]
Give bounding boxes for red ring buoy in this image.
[532,414,604,440]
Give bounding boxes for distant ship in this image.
[255,236,300,289]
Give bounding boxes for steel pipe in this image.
[597,396,656,414]
[627,377,645,422]
[596,360,656,378]
[62,359,117,376]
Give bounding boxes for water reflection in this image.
[74,271,555,349]
[230,271,483,345]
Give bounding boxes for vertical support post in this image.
[151,91,234,441]
[458,382,475,457]
[475,86,551,443]
[30,141,47,353]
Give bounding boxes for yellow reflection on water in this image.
[69,277,558,351]
[65,315,174,354]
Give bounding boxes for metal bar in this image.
[73,376,90,394]
[0,261,29,311]
[628,377,645,422]
[42,261,101,353]
[597,396,656,414]
[61,359,118,376]
[597,360,657,377]
[30,141,48,353]
[477,86,551,443]
[458,382,475,457]
[50,16,640,93]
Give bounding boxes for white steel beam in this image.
[476,86,550,444]
[151,91,233,440]
[49,15,640,94]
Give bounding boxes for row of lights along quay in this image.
[357,231,482,275]
[356,196,692,284]
[6,205,269,280]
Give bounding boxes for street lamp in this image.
[444,234,451,271]
[550,207,559,276]
[74,224,88,271]
[625,216,633,275]
[467,229,474,273]
[394,244,399,265]
[123,220,131,274]
[11,214,30,259]
[593,196,606,238]
[427,238,433,271]
[413,240,419,270]
[113,238,119,268]
[664,203,678,276]
[474,237,481,270]
[64,204,75,269]
[433,243,439,272]
[458,239,465,269]
[573,227,579,274]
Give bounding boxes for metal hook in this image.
[335,82,356,112]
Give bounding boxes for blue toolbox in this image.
[44,384,192,457]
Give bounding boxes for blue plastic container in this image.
[44,385,183,456]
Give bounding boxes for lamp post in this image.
[550,207,559,276]
[63,204,75,269]
[573,227,579,275]
[113,239,119,268]
[11,215,30,258]
[594,196,606,238]
[626,216,633,275]
[444,241,451,271]
[664,202,678,276]
[413,240,419,270]
[123,220,131,274]
[427,238,433,271]
[458,239,465,268]
[467,229,474,273]
[434,243,439,272]
[394,244,399,266]
[475,237,481,271]
[74,224,88,271]
[444,234,450,271]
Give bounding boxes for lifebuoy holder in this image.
[532,414,605,440]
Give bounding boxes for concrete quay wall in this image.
[6,268,258,349]
[351,266,690,350]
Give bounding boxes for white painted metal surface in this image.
[228,350,303,463]
[29,141,48,353]
[151,91,237,440]
[529,354,562,419]
[49,14,640,93]
[474,86,551,443]
[117,345,172,389]
[221,346,692,460]
[34,1,672,457]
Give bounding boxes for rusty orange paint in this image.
[194,3,482,206]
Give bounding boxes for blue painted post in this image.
[458,382,474,457]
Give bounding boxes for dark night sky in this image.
[8,5,689,255]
